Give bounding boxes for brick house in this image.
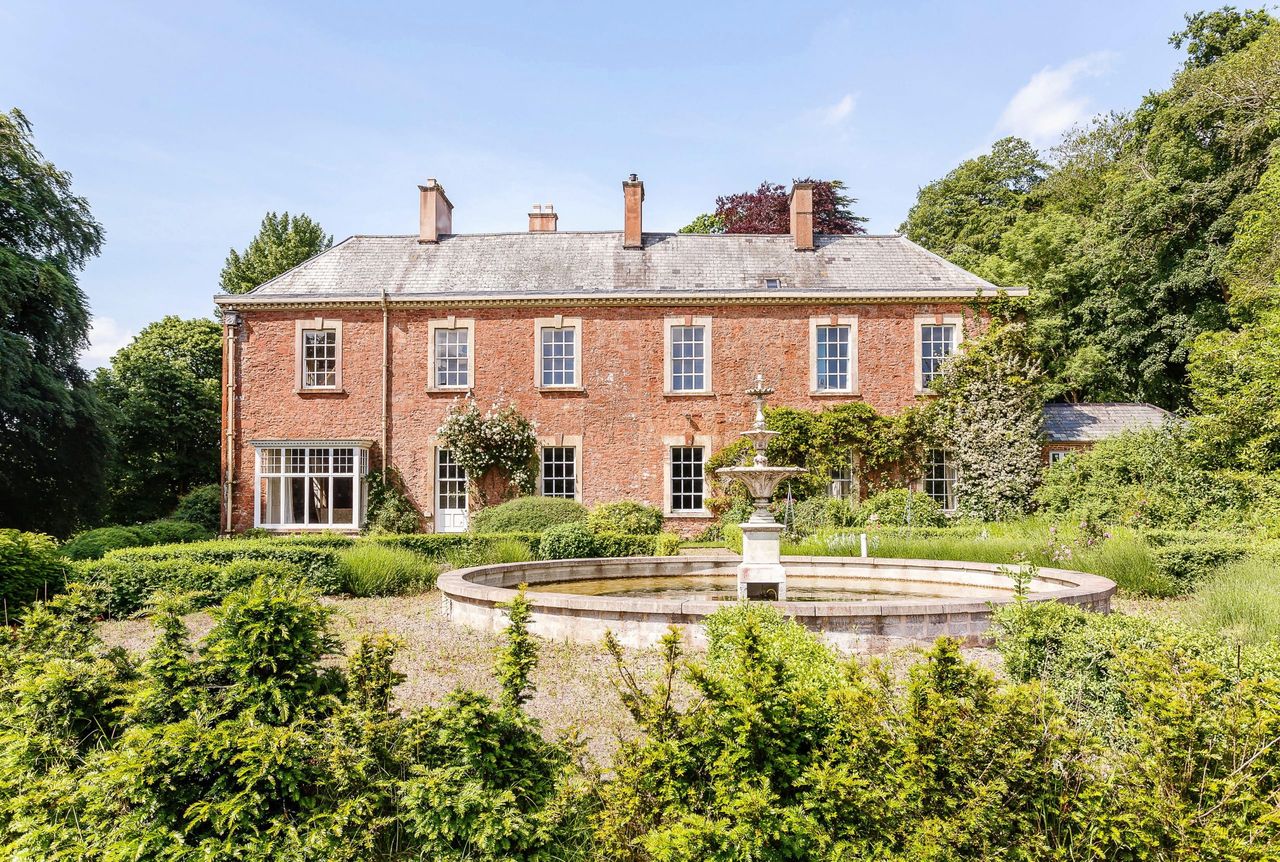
[214,177,1024,534]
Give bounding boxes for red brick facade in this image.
[222,300,984,534]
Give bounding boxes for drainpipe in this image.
[222,310,241,534]
[381,289,389,475]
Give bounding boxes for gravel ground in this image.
[97,591,1006,760]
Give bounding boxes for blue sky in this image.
[1,0,1207,366]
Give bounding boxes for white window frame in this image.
[534,315,583,390]
[809,315,858,395]
[1048,449,1071,465]
[914,314,963,394]
[538,435,582,501]
[427,316,475,391]
[922,449,958,513]
[252,441,369,530]
[662,434,712,517]
[663,316,713,396]
[294,318,343,392]
[829,450,858,499]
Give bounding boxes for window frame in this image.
[538,436,582,501]
[809,315,859,395]
[1048,448,1071,465]
[662,434,712,517]
[921,448,958,513]
[294,318,343,392]
[663,316,713,396]
[427,316,476,392]
[914,314,964,394]
[252,441,369,530]
[533,315,583,391]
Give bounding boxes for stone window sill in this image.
[295,388,347,396]
[537,385,586,394]
[809,390,861,398]
[427,386,471,394]
[667,511,714,519]
[663,391,715,398]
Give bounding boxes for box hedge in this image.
[0,530,70,614]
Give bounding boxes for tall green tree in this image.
[899,136,1048,280]
[903,9,1279,408]
[219,211,332,294]
[0,108,109,536]
[96,316,222,523]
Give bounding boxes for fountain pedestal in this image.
[716,375,807,602]
[738,517,787,600]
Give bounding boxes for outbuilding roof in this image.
[215,231,1022,307]
[1042,402,1174,443]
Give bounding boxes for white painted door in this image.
[435,448,469,532]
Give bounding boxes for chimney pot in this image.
[419,179,454,243]
[528,201,559,233]
[789,181,815,251]
[623,174,645,249]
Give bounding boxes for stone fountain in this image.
[716,375,807,600]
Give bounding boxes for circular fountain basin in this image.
[438,556,1116,651]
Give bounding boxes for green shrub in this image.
[370,532,540,560]
[0,530,70,614]
[1151,539,1250,584]
[852,488,947,528]
[592,532,657,558]
[788,496,855,537]
[215,559,307,597]
[338,544,437,597]
[74,557,224,617]
[140,519,213,545]
[363,468,421,534]
[470,496,587,534]
[61,520,213,561]
[171,484,222,531]
[538,522,599,560]
[484,538,535,564]
[587,501,664,536]
[655,532,682,557]
[723,522,743,554]
[104,539,345,595]
[60,526,151,561]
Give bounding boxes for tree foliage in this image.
[219,211,332,294]
[95,316,222,523]
[902,11,1280,408]
[0,108,109,536]
[437,396,539,504]
[682,178,868,235]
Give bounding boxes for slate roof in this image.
[216,231,1020,305]
[1042,403,1174,443]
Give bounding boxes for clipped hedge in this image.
[538,522,599,560]
[370,532,540,559]
[587,501,665,536]
[75,558,224,618]
[103,539,345,595]
[469,497,587,534]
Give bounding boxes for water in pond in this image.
[525,574,1010,603]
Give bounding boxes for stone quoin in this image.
[214,176,1026,535]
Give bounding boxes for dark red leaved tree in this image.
[714,178,867,235]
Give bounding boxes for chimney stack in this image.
[623,174,644,249]
[418,178,453,244]
[528,203,558,232]
[789,181,814,251]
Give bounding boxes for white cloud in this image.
[821,93,857,126]
[996,53,1115,146]
[80,316,134,369]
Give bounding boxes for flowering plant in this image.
[437,396,539,503]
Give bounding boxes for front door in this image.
[435,448,469,532]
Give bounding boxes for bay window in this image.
[254,443,369,529]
